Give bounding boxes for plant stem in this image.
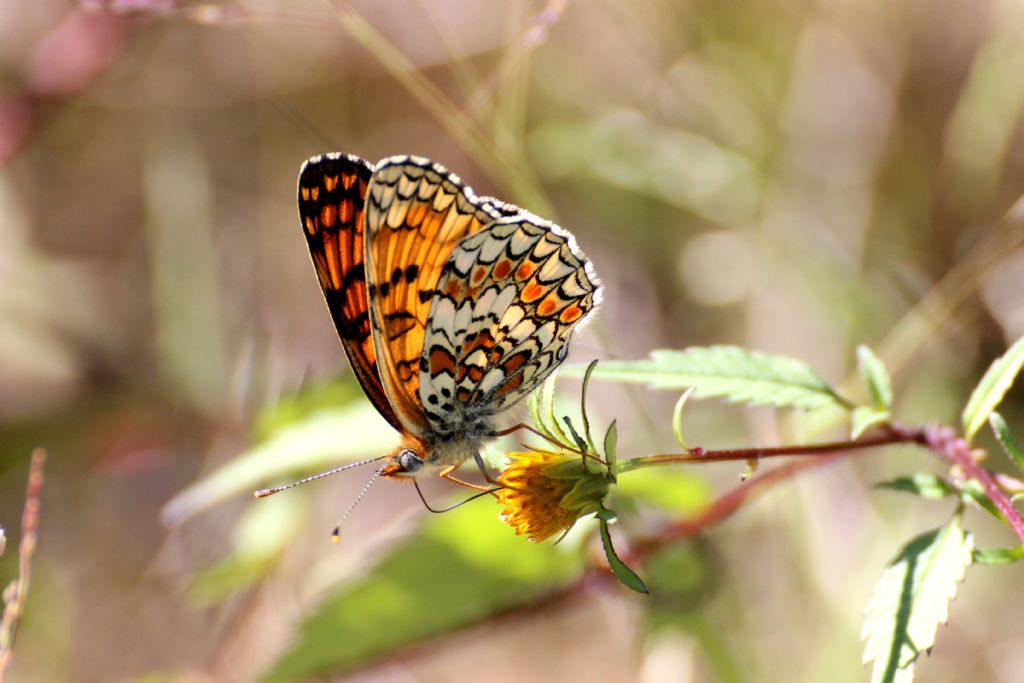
[924,425,1024,544]
[615,425,927,474]
[0,449,47,683]
[614,421,1024,546]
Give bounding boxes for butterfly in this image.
[296,153,601,487]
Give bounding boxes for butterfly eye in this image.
[398,450,424,474]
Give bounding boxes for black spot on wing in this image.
[383,311,417,340]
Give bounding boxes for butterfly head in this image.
[381,441,428,479]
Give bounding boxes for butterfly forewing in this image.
[419,214,601,434]
[297,154,403,431]
[362,156,502,436]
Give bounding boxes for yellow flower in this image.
[497,449,610,542]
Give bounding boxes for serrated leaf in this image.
[598,514,648,594]
[852,406,891,439]
[875,474,958,500]
[564,346,850,411]
[990,412,1024,475]
[862,517,974,683]
[962,335,1024,443]
[857,345,894,410]
[973,546,1024,565]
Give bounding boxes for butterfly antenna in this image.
[253,455,387,499]
[331,466,385,543]
[413,478,507,514]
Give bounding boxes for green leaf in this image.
[528,375,551,440]
[990,412,1024,475]
[861,517,974,683]
[962,335,1024,443]
[875,474,958,500]
[562,416,588,455]
[852,406,891,439]
[565,346,850,411]
[260,504,579,681]
[597,512,648,594]
[957,479,1004,522]
[875,474,1002,521]
[161,403,395,524]
[973,546,1024,565]
[580,359,599,454]
[857,345,894,410]
[529,371,569,446]
[603,420,618,474]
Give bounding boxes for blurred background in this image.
[2,1,1024,681]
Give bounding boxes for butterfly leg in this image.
[439,465,497,494]
[471,452,501,484]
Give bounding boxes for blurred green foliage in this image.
[264,503,580,681]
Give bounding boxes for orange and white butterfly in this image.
[296,153,601,486]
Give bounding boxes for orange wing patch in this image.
[362,156,502,437]
[297,153,403,431]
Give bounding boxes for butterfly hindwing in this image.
[363,156,502,436]
[419,214,601,434]
[298,153,403,431]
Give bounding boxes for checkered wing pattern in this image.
[418,214,601,434]
[362,156,502,436]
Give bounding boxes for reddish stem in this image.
[924,425,1024,544]
[618,425,927,471]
